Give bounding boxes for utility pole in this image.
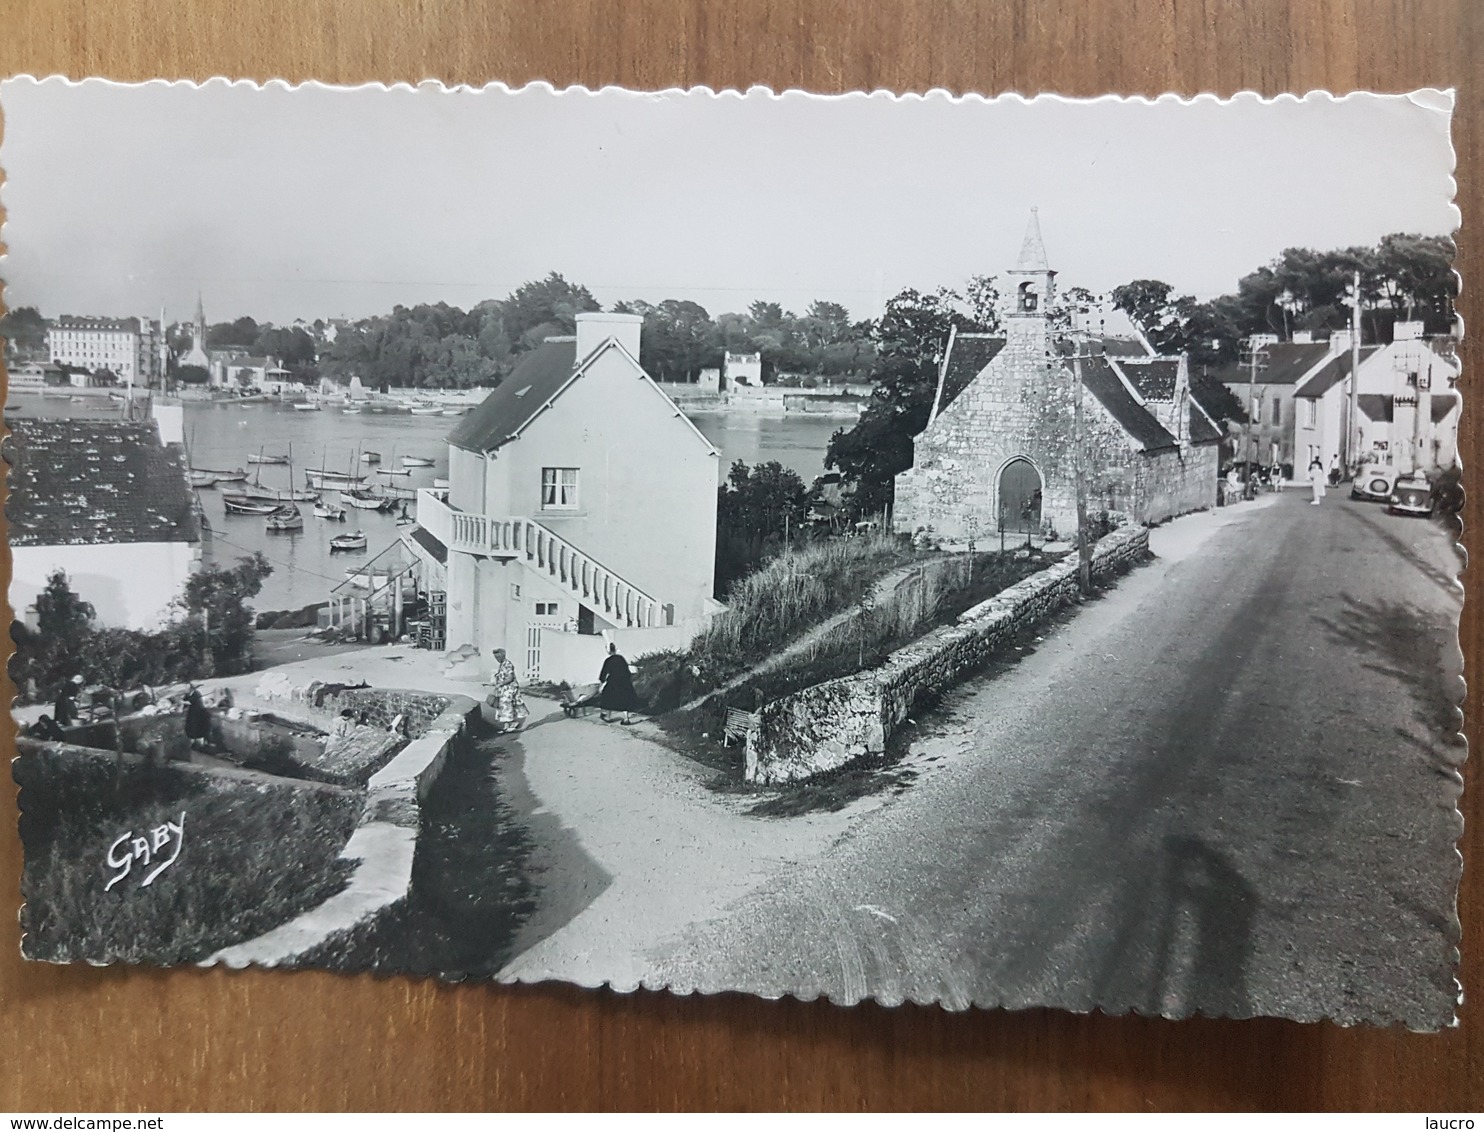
[1240,337,1269,499]
[1347,268,1362,478]
[1071,345,1092,593]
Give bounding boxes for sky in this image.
[0,79,1459,327]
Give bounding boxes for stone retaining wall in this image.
[744,525,1150,785]
[209,686,479,969]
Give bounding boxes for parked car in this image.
[1388,475,1434,517]
[1351,465,1398,502]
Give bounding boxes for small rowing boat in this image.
[329,530,368,552]
[222,495,282,516]
[314,501,348,521]
[247,453,290,465]
[376,467,412,477]
[265,505,304,533]
[401,455,436,468]
[409,404,443,416]
[196,466,249,482]
[292,402,321,412]
[188,471,218,489]
[361,451,381,464]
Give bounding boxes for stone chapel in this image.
[892,210,1222,543]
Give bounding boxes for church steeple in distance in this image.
[1007,207,1057,318]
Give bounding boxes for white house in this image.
[724,351,763,388]
[403,311,723,683]
[1292,322,1460,477]
[7,402,202,631]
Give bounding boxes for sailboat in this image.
[266,443,305,531]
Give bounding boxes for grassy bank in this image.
[634,534,920,712]
[658,547,1065,757]
[16,746,360,964]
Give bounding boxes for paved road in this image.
[642,492,1465,1027]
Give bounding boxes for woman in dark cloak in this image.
[598,644,640,725]
[185,687,212,751]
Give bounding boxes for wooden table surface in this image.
[0,0,1479,1112]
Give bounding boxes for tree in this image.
[0,306,48,356]
[19,570,96,694]
[180,553,273,677]
[715,460,811,593]
[826,285,989,515]
[175,364,211,385]
[208,316,260,348]
[504,272,601,344]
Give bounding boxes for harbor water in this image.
[9,394,848,613]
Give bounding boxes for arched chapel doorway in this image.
[998,457,1043,534]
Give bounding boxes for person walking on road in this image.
[1309,455,1327,505]
[486,647,528,734]
[184,686,213,752]
[598,643,640,725]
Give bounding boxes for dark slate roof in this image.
[937,334,1005,413]
[1119,358,1180,401]
[1079,356,1179,453]
[1293,347,1384,399]
[1188,402,1225,445]
[5,418,200,547]
[1100,337,1152,358]
[1358,392,1459,424]
[1209,342,1331,387]
[407,524,448,565]
[448,339,579,452]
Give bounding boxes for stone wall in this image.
[744,525,1150,785]
[210,682,480,968]
[1136,442,1219,525]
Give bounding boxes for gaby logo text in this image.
[104,813,185,892]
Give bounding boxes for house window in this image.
[1271,397,1281,427]
[1302,399,1317,429]
[541,467,579,510]
[534,602,559,616]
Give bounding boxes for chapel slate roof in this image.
[448,339,579,452]
[1293,347,1384,399]
[1100,337,1153,359]
[1078,356,1179,453]
[1118,357,1180,401]
[1188,401,1225,445]
[937,334,1005,412]
[1209,342,1332,387]
[5,418,200,547]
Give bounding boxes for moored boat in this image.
[222,494,282,516]
[376,467,412,477]
[265,505,304,532]
[401,455,436,468]
[306,468,367,489]
[313,501,348,521]
[247,453,290,465]
[361,451,381,464]
[329,530,368,552]
[342,488,397,512]
[188,471,218,488]
[432,477,449,489]
[197,466,249,482]
[292,402,321,412]
[409,404,443,416]
[240,483,318,503]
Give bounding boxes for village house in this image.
[1206,333,1335,471]
[1292,321,1459,477]
[893,211,1223,544]
[7,401,201,631]
[403,311,722,682]
[47,315,164,388]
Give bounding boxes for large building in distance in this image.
[46,315,164,387]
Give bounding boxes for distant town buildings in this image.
[7,401,201,631]
[724,351,763,388]
[47,315,164,387]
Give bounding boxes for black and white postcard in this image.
[1,80,1463,1027]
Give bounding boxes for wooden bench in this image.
[723,708,760,746]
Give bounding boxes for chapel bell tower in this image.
[1005,208,1057,351]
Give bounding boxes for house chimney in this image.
[1329,328,1353,355]
[1393,320,1424,341]
[1292,330,1314,345]
[575,312,643,363]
